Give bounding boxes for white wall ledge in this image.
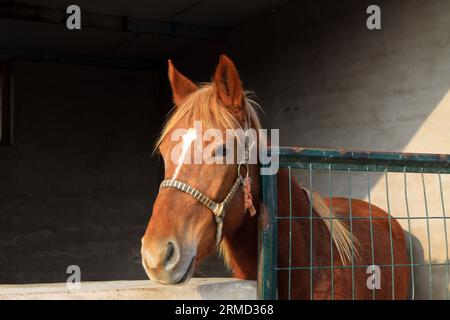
[0,278,257,300]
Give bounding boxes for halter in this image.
[159,176,243,245]
[159,131,252,246]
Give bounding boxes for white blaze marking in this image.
[172,128,197,180]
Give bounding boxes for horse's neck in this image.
[222,164,260,279]
[276,168,312,217]
[225,167,314,280]
[275,168,314,248]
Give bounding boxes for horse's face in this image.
[141,55,250,284]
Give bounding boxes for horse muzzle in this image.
[141,239,196,285]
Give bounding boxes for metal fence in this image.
[258,147,450,300]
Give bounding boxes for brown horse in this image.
[141,55,410,299]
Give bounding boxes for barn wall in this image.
[175,0,450,298]
[0,61,163,283]
[176,0,450,153]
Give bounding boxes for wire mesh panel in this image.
[257,148,450,300]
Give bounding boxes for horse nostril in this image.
[164,241,175,266]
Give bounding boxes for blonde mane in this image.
[154,83,262,152]
[309,191,360,265]
[156,82,358,266]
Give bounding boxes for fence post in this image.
[258,171,278,299]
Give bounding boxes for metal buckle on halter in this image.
[238,130,251,185]
[213,202,225,246]
[238,161,250,185]
[213,202,224,217]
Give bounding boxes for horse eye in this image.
[214,144,228,157]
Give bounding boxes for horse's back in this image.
[327,197,410,299]
[276,169,410,299]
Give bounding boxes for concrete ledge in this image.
[0,278,257,300]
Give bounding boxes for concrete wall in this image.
[0,61,163,283]
[174,0,450,298]
[0,279,256,300]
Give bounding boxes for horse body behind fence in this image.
[276,168,410,299]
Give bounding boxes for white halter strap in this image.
[159,177,243,245]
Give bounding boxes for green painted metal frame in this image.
[276,147,450,173]
[258,172,278,299]
[257,147,450,300]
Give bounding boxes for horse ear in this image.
[213,55,244,118]
[168,59,197,106]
